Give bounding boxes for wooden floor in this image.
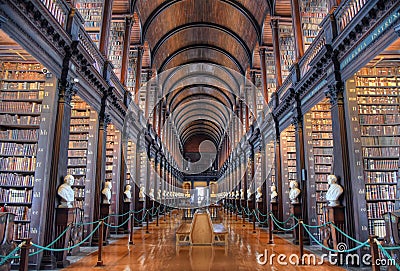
[60,212,346,271]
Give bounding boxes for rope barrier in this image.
[255,209,269,217]
[0,241,24,265]
[31,223,101,252]
[302,223,369,253]
[269,213,296,225]
[376,241,400,270]
[302,221,332,228]
[270,214,300,231]
[104,216,131,228]
[253,210,268,224]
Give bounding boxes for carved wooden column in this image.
[134,46,144,104]
[325,82,356,246]
[91,91,111,246]
[120,16,133,85]
[99,0,113,57]
[290,0,304,61]
[259,48,269,104]
[271,19,283,88]
[273,116,284,222]
[41,78,76,269]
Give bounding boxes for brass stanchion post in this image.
[369,236,380,271]
[268,214,274,244]
[146,211,150,234]
[299,220,304,265]
[129,213,134,245]
[19,238,32,271]
[252,210,256,233]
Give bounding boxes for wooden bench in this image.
[176,210,228,247]
[176,223,191,246]
[212,223,228,247]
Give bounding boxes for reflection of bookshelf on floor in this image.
[0,61,56,266]
[304,99,333,242]
[348,66,399,239]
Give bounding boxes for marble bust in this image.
[149,188,155,200]
[240,188,244,200]
[139,186,145,201]
[325,174,344,207]
[256,187,262,202]
[235,190,240,199]
[102,181,112,204]
[58,175,75,208]
[157,189,161,200]
[124,184,132,203]
[271,185,278,203]
[289,180,301,204]
[247,188,251,201]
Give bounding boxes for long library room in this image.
[0,0,399,271]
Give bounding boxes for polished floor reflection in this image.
[61,212,346,271]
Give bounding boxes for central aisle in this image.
[60,211,346,271]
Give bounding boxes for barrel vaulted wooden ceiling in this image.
[111,0,292,150]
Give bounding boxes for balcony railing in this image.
[39,0,68,27]
[335,0,368,32]
[299,32,326,77]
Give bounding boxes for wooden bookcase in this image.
[108,20,126,80]
[346,66,399,239]
[67,96,98,246]
[106,123,122,228]
[280,125,297,223]
[278,23,295,82]
[266,52,276,99]
[126,50,137,94]
[304,99,334,242]
[300,0,328,51]
[76,0,104,48]
[0,61,57,266]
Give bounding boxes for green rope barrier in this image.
[377,243,400,270]
[270,214,299,231]
[0,242,23,265]
[255,209,269,217]
[31,223,101,252]
[104,216,131,228]
[302,221,332,228]
[253,210,268,224]
[302,224,369,253]
[269,213,296,225]
[330,223,370,246]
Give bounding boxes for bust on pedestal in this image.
[55,175,76,267]
[101,181,112,204]
[325,174,343,207]
[289,180,301,204]
[240,189,244,200]
[149,188,155,201]
[256,187,262,202]
[57,175,75,208]
[139,186,145,201]
[124,184,132,203]
[271,185,278,203]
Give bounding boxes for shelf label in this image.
[40,129,48,136]
[33,192,40,198]
[358,189,365,194]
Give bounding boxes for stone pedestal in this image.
[54,208,75,268]
[257,202,267,227]
[290,203,302,244]
[271,202,283,234]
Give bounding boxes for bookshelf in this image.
[266,52,276,99]
[106,123,121,228]
[0,61,57,265]
[108,20,126,80]
[278,23,295,82]
[300,0,328,52]
[304,99,333,242]
[67,96,97,247]
[126,50,137,94]
[346,66,399,239]
[280,125,297,223]
[76,0,104,48]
